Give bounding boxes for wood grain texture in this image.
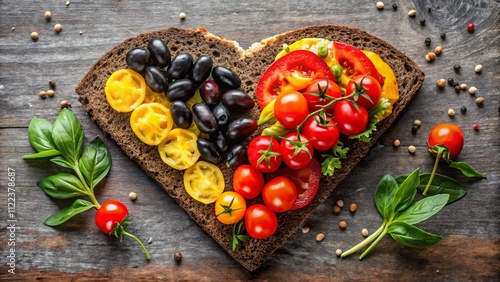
[0,0,499,281]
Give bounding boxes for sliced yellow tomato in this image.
[183,161,225,204]
[143,86,171,108]
[158,128,200,170]
[362,50,399,119]
[105,69,146,112]
[130,102,173,145]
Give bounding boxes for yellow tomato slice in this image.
[105,69,146,112]
[158,128,200,170]
[183,161,225,204]
[143,86,171,108]
[362,50,399,120]
[130,103,173,145]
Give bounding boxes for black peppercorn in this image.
[447,78,454,86]
[411,125,419,134]
[419,18,426,25]
[392,3,397,10]
[49,80,56,88]
[453,81,459,87]
[424,37,431,46]
[454,85,461,93]
[460,106,467,114]
[440,33,446,40]
[453,64,461,72]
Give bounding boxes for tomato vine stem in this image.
[423,148,444,196]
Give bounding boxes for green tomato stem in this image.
[422,148,444,196]
[341,221,386,258]
[122,230,151,260]
[359,226,389,260]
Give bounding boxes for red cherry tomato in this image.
[274,91,309,129]
[95,200,129,234]
[302,115,340,151]
[245,204,278,239]
[333,42,385,86]
[427,123,464,160]
[262,176,298,213]
[346,75,382,110]
[232,165,265,199]
[247,135,283,173]
[280,132,314,170]
[333,100,369,136]
[267,159,321,210]
[303,79,342,112]
[256,50,335,109]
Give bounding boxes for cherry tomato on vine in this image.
[262,176,298,213]
[245,204,278,239]
[280,132,314,170]
[274,91,309,129]
[427,123,464,160]
[267,159,321,210]
[333,100,369,136]
[214,191,247,225]
[302,115,340,151]
[303,78,342,112]
[247,136,282,173]
[346,75,382,110]
[232,165,265,199]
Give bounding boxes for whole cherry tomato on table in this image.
[262,176,298,213]
[346,74,382,110]
[302,114,340,151]
[232,165,265,199]
[214,191,247,225]
[95,200,150,260]
[274,91,309,129]
[247,136,282,173]
[303,78,342,112]
[333,100,369,136]
[245,204,278,239]
[427,123,464,160]
[280,132,314,170]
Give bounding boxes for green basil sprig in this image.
[24,108,111,225]
[341,168,450,260]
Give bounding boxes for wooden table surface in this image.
[1,0,499,281]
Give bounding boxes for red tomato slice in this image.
[256,50,335,109]
[333,42,385,86]
[266,158,321,210]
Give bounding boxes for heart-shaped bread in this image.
[76,25,424,271]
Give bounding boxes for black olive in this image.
[170,100,192,129]
[196,138,221,164]
[192,103,218,134]
[147,38,171,68]
[225,144,247,169]
[191,55,213,86]
[226,118,257,142]
[211,103,230,130]
[210,131,228,154]
[165,52,193,80]
[212,66,241,90]
[145,66,167,93]
[200,80,221,106]
[222,89,255,113]
[126,47,150,73]
[165,79,195,102]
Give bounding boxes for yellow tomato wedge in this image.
[158,128,200,170]
[183,161,225,204]
[130,102,173,145]
[362,50,399,119]
[105,69,146,112]
[143,86,171,108]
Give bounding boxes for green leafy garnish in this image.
[349,97,390,143]
[231,222,249,251]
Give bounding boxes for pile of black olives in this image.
[125,38,257,167]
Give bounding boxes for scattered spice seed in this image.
[349,203,357,213]
[437,79,446,88]
[424,37,431,46]
[476,97,485,105]
[60,100,70,108]
[79,31,83,35]
[469,86,478,95]
[39,91,47,99]
[393,139,401,147]
[460,83,467,90]
[434,46,442,55]
[428,52,436,60]
[467,23,475,32]
[66,1,70,6]
[31,32,39,40]
[392,3,397,10]
[408,145,416,154]
[454,85,461,93]
[447,78,454,86]
[453,64,461,72]
[411,125,419,134]
[174,251,182,262]
[473,124,479,131]
[147,237,153,244]
[47,90,55,97]
[361,229,369,237]
[179,12,186,19]
[419,18,426,25]
[376,2,384,10]
[44,11,52,20]
[338,221,347,229]
[316,233,325,241]
[302,226,310,233]
[448,108,456,117]
[408,9,416,17]
[413,119,422,127]
[129,192,137,201]
[54,24,63,33]
[332,205,341,214]
[336,199,344,208]
[474,64,483,73]
[440,32,446,40]
[453,81,459,87]
[460,106,467,114]
[336,249,343,256]
[49,80,56,88]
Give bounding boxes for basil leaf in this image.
[52,108,84,164]
[387,222,442,247]
[44,199,95,226]
[393,168,419,213]
[449,161,486,179]
[375,174,399,219]
[27,118,57,152]
[394,194,449,225]
[417,173,467,203]
[23,149,61,160]
[37,173,88,199]
[50,156,75,170]
[78,136,111,191]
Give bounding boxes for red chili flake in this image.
[473,123,479,131]
[467,23,475,32]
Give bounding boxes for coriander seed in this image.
[447,108,456,116]
[31,31,39,40]
[361,228,369,237]
[179,12,186,19]
[393,139,401,147]
[338,221,347,229]
[60,100,70,108]
[332,205,341,214]
[54,23,63,33]
[376,2,384,9]
[469,86,478,95]
[336,199,344,208]
[408,145,417,154]
[302,226,310,233]
[336,249,343,256]
[437,79,446,88]
[413,119,422,127]
[316,233,325,241]
[44,11,52,20]
[39,91,47,99]
[174,251,182,262]
[434,46,442,54]
[460,83,467,90]
[408,9,416,17]
[474,64,483,73]
[349,203,357,213]
[47,89,55,97]
[475,97,485,105]
[129,192,137,201]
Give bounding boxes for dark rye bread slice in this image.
[76,25,424,271]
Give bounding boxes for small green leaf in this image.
[449,161,486,179]
[321,155,341,176]
[50,156,75,169]
[394,194,449,225]
[23,149,61,160]
[78,136,111,191]
[27,118,57,152]
[44,199,95,226]
[375,174,399,219]
[52,108,85,164]
[37,173,88,199]
[332,141,349,159]
[393,168,419,213]
[417,173,467,204]
[387,222,442,247]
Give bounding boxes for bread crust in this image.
[76,25,424,271]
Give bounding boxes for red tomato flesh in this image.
[333,42,385,86]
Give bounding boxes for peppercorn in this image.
[467,23,475,32]
[392,3,397,10]
[54,23,62,33]
[336,249,343,256]
[302,226,310,233]
[473,124,479,131]
[453,64,461,72]
[393,139,401,147]
[129,192,137,201]
[424,37,431,46]
[338,221,347,229]
[411,125,419,134]
[174,251,182,262]
[49,80,56,88]
[376,2,384,10]
[437,79,446,88]
[447,78,454,86]
[47,89,55,97]
[408,10,417,17]
[419,18,426,25]
[39,91,47,99]
[361,229,369,237]
[316,233,325,241]
[44,11,52,20]
[408,145,417,154]
[440,32,446,39]
[332,205,341,214]
[454,85,461,93]
[448,108,456,117]
[474,64,483,73]
[460,106,467,114]
[31,31,39,40]
[469,86,478,95]
[434,46,443,55]
[476,97,485,105]
[349,203,357,213]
